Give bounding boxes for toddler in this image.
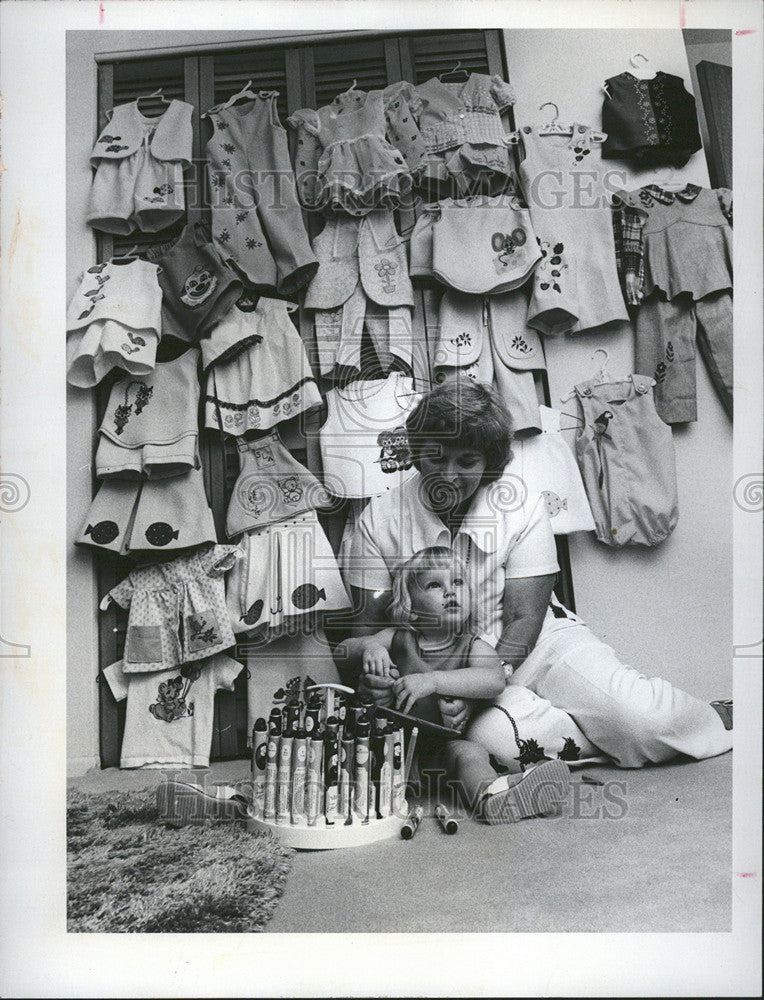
[337,546,571,824]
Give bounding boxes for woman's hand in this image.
[362,643,395,677]
[358,668,399,708]
[438,696,471,733]
[393,672,436,714]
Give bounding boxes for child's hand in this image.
[393,673,436,714]
[362,643,396,678]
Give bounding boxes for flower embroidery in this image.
[210,173,225,190]
[235,211,248,224]
[536,239,567,293]
[374,259,397,293]
[245,237,262,249]
[221,142,236,154]
[654,341,674,383]
[221,158,232,168]
[217,229,231,245]
[511,335,531,354]
[451,331,472,349]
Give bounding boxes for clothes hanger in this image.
[215,80,258,112]
[535,102,607,142]
[655,165,687,192]
[439,60,470,83]
[112,244,141,261]
[628,52,656,80]
[560,349,642,402]
[137,88,171,112]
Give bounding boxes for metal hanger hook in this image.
[592,348,609,366]
[539,101,559,123]
[630,52,649,67]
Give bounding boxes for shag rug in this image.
[67,788,293,932]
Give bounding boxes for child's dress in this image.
[77,467,217,556]
[319,373,422,499]
[66,257,162,388]
[409,195,540,294]
[304,211,415,378]
[87,99,193,235]
[95,348,200,479]
[226,431,332,538]
[612,184,733,424]
[573,374,678,547]
[287,87,412,216]
[517,125,629,335]
[100,543,241,672]
[602,71,702,168]
[153,222,243,343]
[204,91,318,295]
[103,654,243,768]
[204,297,322,435]
[410,72,517,195]
[225,512,350,636]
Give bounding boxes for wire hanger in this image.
[137,88,171,111]
[112,244,141,261]
[628,52,656,79]
[656,164,686,192]
[560,349,644,403]
[439,60,470,82]
[535,102,607,143]
[215,79,257,112]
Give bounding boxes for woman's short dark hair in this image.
[405,377,514,485]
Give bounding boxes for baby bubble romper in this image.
[66,257,162,388]
[204,91,318,295]
[574,374,678,547]
[87,98,193,235]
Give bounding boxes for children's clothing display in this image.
[510,406,595,535]
[409,195,540,294]
[95,349,200,479]
[287,86,413,217]
[319,373,422,499]
[153,222,243,343]
[66,258,162,388]
[204,91,318,294]
[204,298,322,435]
[433,291,545,433]
[411,72,517,195]
[602,71,702,167]
[225,511,350,635]
[101,543,241,672]
[226,431,331,538]
[304,212,415,377]
[77,467,217,555]
[574,375,678,547]
[103,654,243,768]
[87,98,193,235]
[517,125,629,335]
[612,185,733,423]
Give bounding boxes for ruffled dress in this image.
[288,87,412,216]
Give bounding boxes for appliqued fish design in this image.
[126,331,146,347]
[77,306,95,321]
[121,344,140,355]
[84,520,119,545]
[241,599,264,625]
[145,522,180,546]
[540,491,568,518]
[98,134,122,143]
[291,584,326,610]
[86,264,108,274]
[105,144,129,153]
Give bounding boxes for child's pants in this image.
[635,289,733,424]
[509,622,732,768]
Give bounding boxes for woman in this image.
[341,377,733,769]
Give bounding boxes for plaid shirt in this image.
[611,183,731,287]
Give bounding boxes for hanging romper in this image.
[87,99,193,235]
[517,125,629,335]
[66,258,162,388]
[204,92,318,294]
[613,185,733,424]
[574,375,678,547]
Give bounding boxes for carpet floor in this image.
[69,752,732,934]
[67,787,293,932]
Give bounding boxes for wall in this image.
[67,27,732,773]
[503,29,732,698]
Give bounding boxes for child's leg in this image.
[443,739,571,825]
